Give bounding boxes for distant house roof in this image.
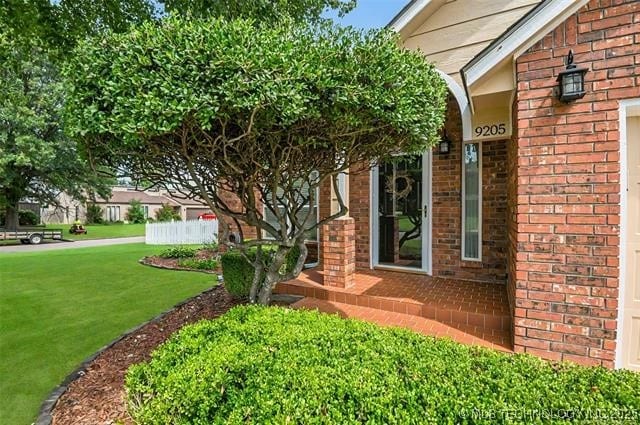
[171,195,209,207]
[96,190,180,206]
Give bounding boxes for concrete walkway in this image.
[0,236,145,253]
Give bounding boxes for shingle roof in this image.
[96,191,180,206]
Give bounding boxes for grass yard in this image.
[0,223,146,246]
[48,223,146,241]
[0,244,215,424]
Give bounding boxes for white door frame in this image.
[370,152,433,275]
[616,98,640,369]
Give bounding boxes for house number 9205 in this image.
[474,123,506,137]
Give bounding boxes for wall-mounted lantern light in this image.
[439,130,451,155]
[557,50,588,103]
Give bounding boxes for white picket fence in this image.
[145,220,218,245]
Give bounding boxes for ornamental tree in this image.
[64,18,447,304]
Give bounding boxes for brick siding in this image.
[432,95,508,283]
[511,0,640,367]
[320,95,509,283]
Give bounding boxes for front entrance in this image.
[372,153,431,273]
[620,109,640,372]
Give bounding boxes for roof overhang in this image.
[462,0,590,94]
[388,0,446,37]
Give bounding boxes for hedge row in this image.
[126,306,640,424]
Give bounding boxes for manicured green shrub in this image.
[126,199,146,224]
[219,250,255,298]
[159,246,197,259]
[178,258,218,271]
[126,306,640,424]
[220,245,300,298]
[85,204,104,224]
[1,209,41,226]
[154,203,181,222]
[18,210,39,226]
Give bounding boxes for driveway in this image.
[0,237,145,253]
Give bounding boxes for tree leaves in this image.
[64,17,447,302]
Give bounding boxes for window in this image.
[142,205,149,219]
[462,142,481,261]
[107,205,120,222]
[262,177,319,242]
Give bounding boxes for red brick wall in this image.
[317,96,509,283]
[512,0,640,367]
[350,168,371,268]
[217,189,258,240]
[432,95,508,283]
[316,168,370,268]
[507,99,520,330]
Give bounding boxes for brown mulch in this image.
[50,286,242,425]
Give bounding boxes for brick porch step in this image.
[292,297,512,353]
[276,270,511,332]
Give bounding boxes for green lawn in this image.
[0,244,215,424]
[48,223,146,240]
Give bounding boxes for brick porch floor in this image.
[276,268,513,352]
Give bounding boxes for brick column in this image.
[322,217,356,288]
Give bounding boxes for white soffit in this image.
[463,0,591,90]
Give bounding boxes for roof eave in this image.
[461,0,591,92]
[387,0,435,32]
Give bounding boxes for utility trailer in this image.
[0,227,64,245]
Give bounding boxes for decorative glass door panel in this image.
[377,155,424,269]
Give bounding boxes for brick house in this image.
[226,0,640,370]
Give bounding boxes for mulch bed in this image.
[140,248,221,274]
[49,285,242,425]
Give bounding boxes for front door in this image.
[372,153,431,272]
[621,115,640,371]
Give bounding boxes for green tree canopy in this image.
[1,0,155,53]
[159,0,355,23]
[0,1,156,228]
[0,26,111,228]
[65,17,447,303]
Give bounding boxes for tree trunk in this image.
[257,250,287,305]
[249,247,264,304]
[257,273,278,305]
[4,201,19,230]
[256,241,308,305]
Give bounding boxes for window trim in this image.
[461,141,482,262]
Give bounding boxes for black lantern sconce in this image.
[557,50,588,103]
[439,130,452,155]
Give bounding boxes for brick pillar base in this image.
[322,217,356,288]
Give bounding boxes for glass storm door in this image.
[373,154,430,271]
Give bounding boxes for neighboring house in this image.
[225,0,639,370]
[95,187,212,222]
[172,195,216,221]
[38,187,212,224]
[40,193,85,224]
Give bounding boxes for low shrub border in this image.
[159,246,198,259]
[138,257,219,275]
[126,306,640,424]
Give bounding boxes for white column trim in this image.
[436,70,473,141]
[616,98,640,369]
